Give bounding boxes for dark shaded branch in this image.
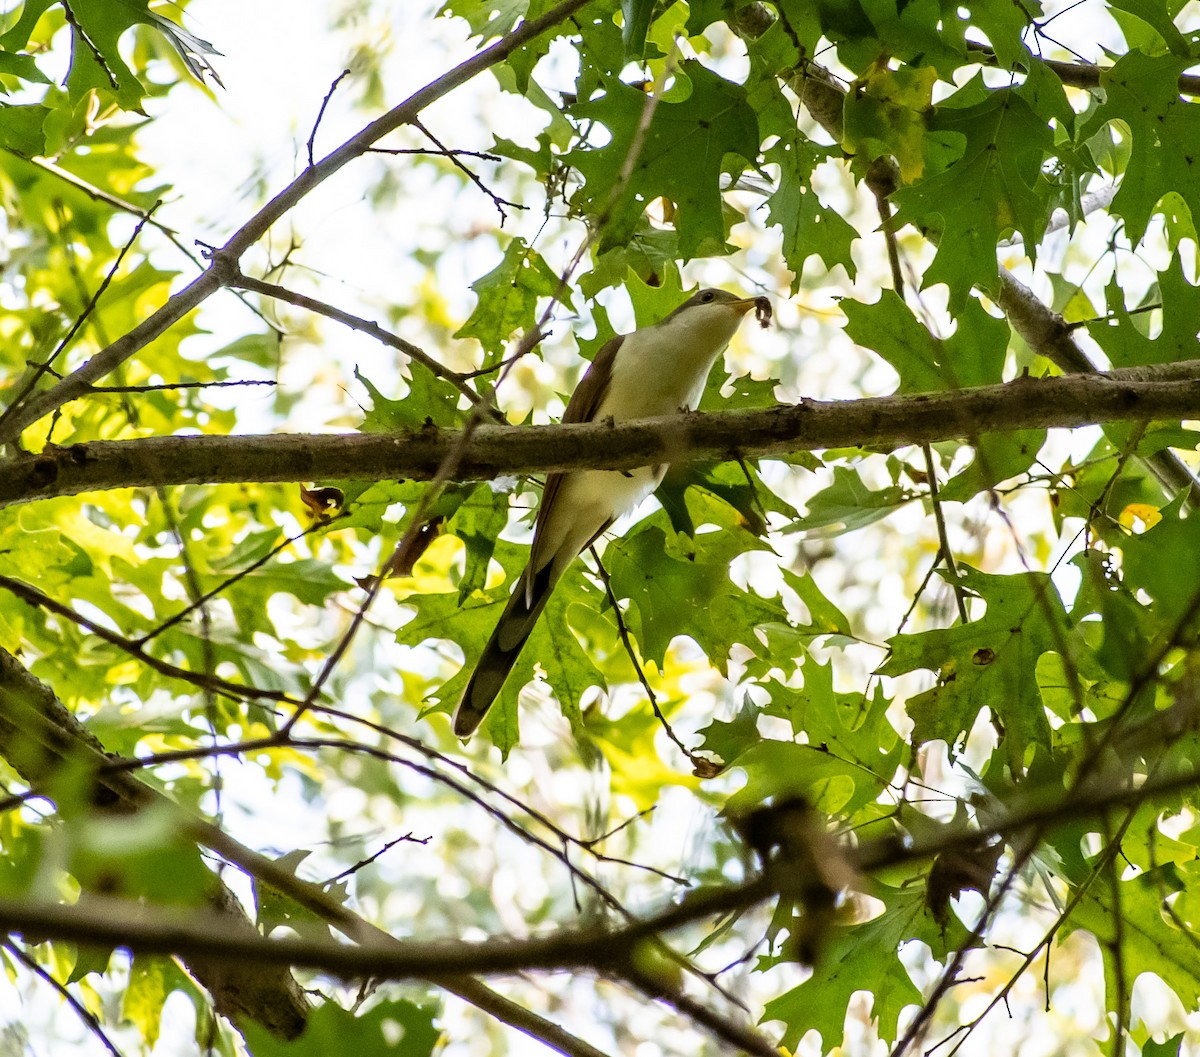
[0,648,310,1038]
[6,758,1200,983]
[1,367,1197,507]
[0,648,614,1057]
[964,41,1200,97]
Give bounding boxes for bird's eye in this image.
[700,291,714,303]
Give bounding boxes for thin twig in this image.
[0,573,295,705]
[923,445,969,623]
[325,833,431,884]
[135,518,330,645]
[590,545,713,771]
[229,270,494,415]
[308,68,353,167]
[4,941,125,1057]
[0,202,160,432]
[88,379,276,393]
[412,117,526,219]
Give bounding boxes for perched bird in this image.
[452,288,768,738]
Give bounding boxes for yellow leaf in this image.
[1119,503,1162,532]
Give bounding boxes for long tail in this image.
[452,559,558,738]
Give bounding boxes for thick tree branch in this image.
[0,0,597,446]
[1,368,1196,506]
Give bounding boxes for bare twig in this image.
[136,519,328,645]
[229,270,495,414]
[412,117,526,219]
[87,378,276,393]
[590,546,714,771]
[308,68,352,166]
[923,445,969,623]
[4,941,125,1057]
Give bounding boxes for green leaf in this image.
[258,852,340,943]
[581,226,682,294]
[685,0,730,35]
[63,0,158,111]
[763,885,959,1050]
[964,0,1037,68]
[66,802,217,906]
[1144,1034,1185,1057]
[1063,862,1200,1025]
[1120,507,1200,633]
[1087,255,1200,368]
[938,428,1046,501]
[243,996,440,1057]
[356,363,462,431]
[568,59,760,258]
[404,539,605,754]
[788,464,915,536]
[793,0,967,75]
[1108,0,1191,56]
[844,62,938,184]
[0,0,57,53]
[621,0,655,59]
[438,0,528,41]
[606,515,785,671]
[449,483,511,603]
[892,79,1053,310]
[725,738,876,816]
[123,957,200,1050]
[453,236,562,360]
[847,290,1010,391]
[721,666,899,812]
[764,132,858,286]
[1085,50,1200,245]
[881,567,1071,768]
[657,460,799,539]
[0,51,52,85]
[781,568,855,643]
[0,104,48,156]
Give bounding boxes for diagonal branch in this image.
[0,0,598,446]
[0,647,310,1039]
[6,756,1200,992]
[0,367,1196,507]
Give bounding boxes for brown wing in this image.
[532,334,624,545]
[562,333,624,424]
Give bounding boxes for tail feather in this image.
[452,560,557,738]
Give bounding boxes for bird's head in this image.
[660,288,768,347]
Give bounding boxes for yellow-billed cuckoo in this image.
[453,288,770,738]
